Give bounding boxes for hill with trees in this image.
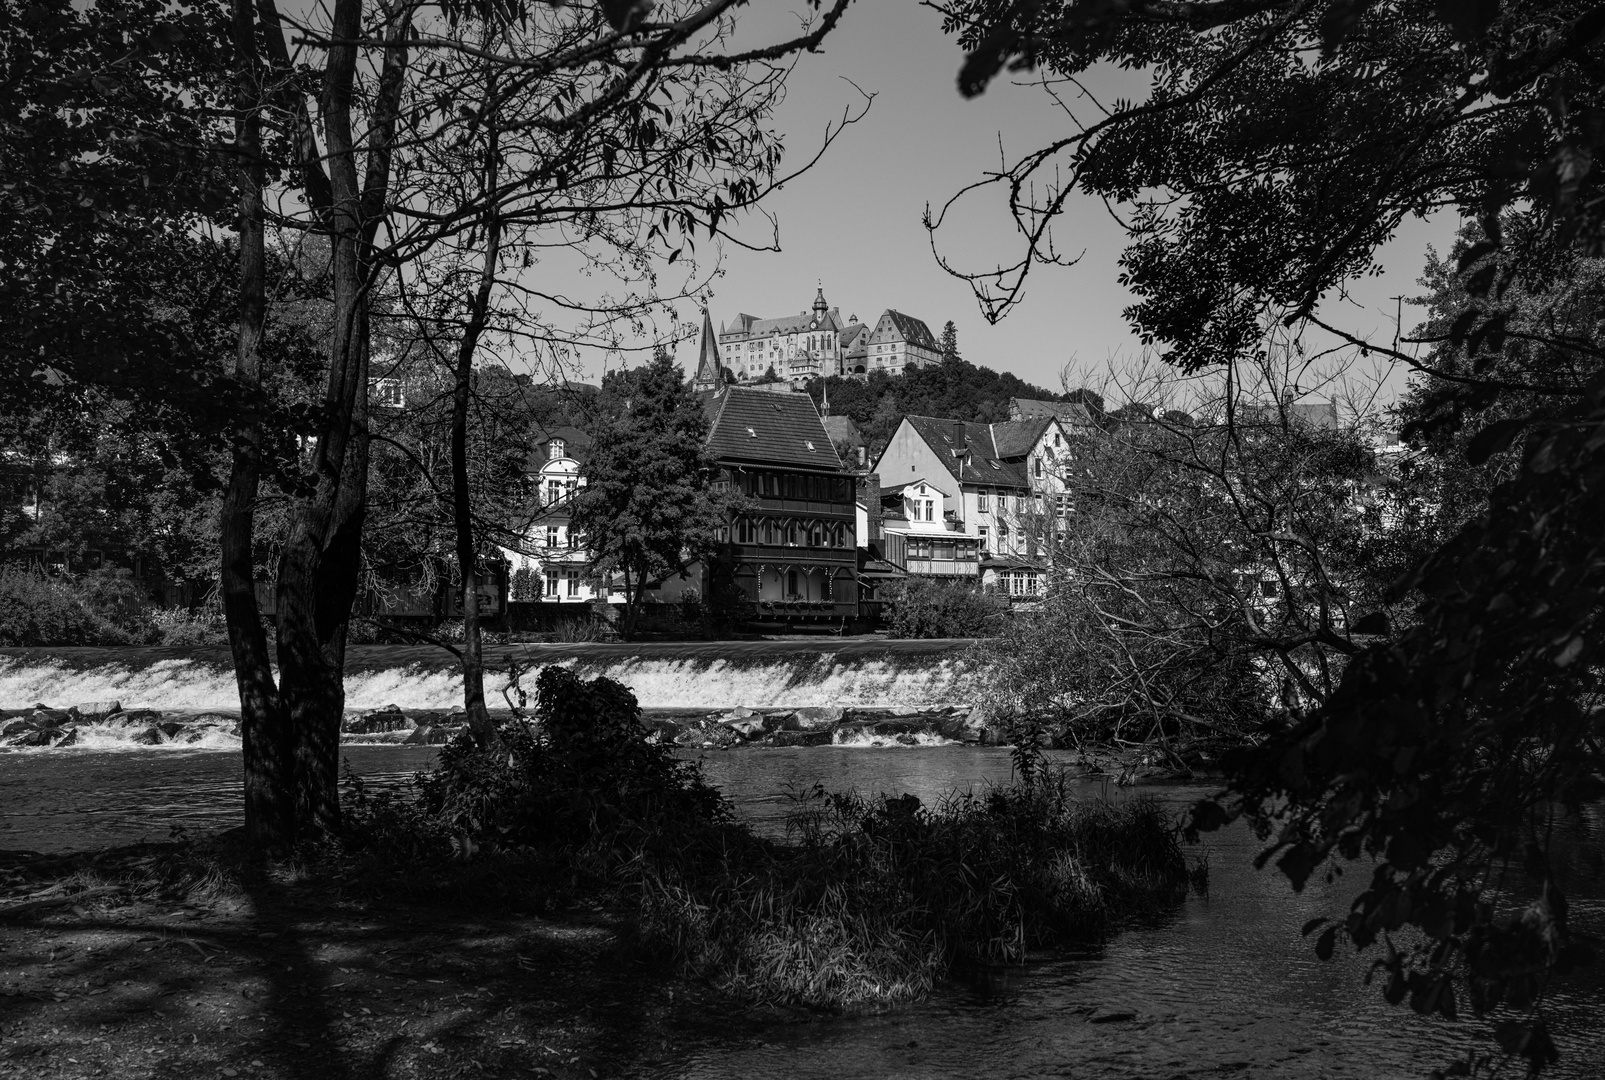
[803,358,1073,453]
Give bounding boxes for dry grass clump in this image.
[636,772,1196,1009]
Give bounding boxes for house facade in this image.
[871,413,1084,597]
[502,425,604,603]
[702,384,860,625]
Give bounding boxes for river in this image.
[3,646,1603,1077]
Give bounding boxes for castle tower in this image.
[812,281,828,319]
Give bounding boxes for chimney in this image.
[862,472,883,543]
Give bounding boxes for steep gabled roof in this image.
[821,414,865,448]
[899,414,1039,489]
[704,386,845,472]
[879,310,937,349]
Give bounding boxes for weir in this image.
[0,641,982,750]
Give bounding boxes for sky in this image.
[567,2,1457,406]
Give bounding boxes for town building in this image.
[871,412,1085,598]
[701,381,860,625]
[503,424,599,603]
[857,310,941,375]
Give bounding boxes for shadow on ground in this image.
[0,848,778,1080]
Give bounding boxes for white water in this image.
[0,653,978,716]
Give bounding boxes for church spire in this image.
[692,309,723,392]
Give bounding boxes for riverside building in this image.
[870,412,1089,598]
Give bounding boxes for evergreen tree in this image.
[939,320,960,366]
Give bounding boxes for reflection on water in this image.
[2,744,1601,1079]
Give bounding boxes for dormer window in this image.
[548,438,565,460]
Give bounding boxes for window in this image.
[933,540,955,561]
[547,480,562,504]
[786,569,799,596]
[977,489,988,512]
[546,525,559,548]
[567,528,580,550]
[566,572,580,597]
[997,522,1009,538]
[548,438,565,460]
[1056,494,1068,518]
[924,500,935,522]
[785,519,800,545]
[370,377,404,408]
[1054,433,1062,448]
[545,570,559,597]
[1034,457,1043,478]
[978,526,989,553]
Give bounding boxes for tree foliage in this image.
[568,353,739,639]
[932,0,1605,369]
[805,357,1069,452]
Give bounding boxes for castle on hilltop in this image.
[704,285,941,386]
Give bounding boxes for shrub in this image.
[345,666,728,867]
[882,577,1007,638]
[0,564,134,645]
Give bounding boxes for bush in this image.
[882,577,1007,638]
[343,666,729,871]
[0,564,135,645]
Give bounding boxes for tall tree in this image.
[211,0,862,843]
[567,353,737,639]
[939,319,960,365]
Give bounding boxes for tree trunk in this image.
[450,208,503,747]
[266,0,404,843]
[224,0,290,849]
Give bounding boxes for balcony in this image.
[746,599,858,622]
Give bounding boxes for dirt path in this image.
[0,881,785,1080]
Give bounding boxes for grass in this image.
[636,776,1196,1009]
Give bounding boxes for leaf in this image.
[1464,416,1528,465]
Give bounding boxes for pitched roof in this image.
[704,386,845,472]
[879,310,937,348]
[821,414,865,447]
[723,308,843,339]
[1010,397,1098,427]
[839,323,870,354]
[528,424,593,468]
[897,414,1045,488]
